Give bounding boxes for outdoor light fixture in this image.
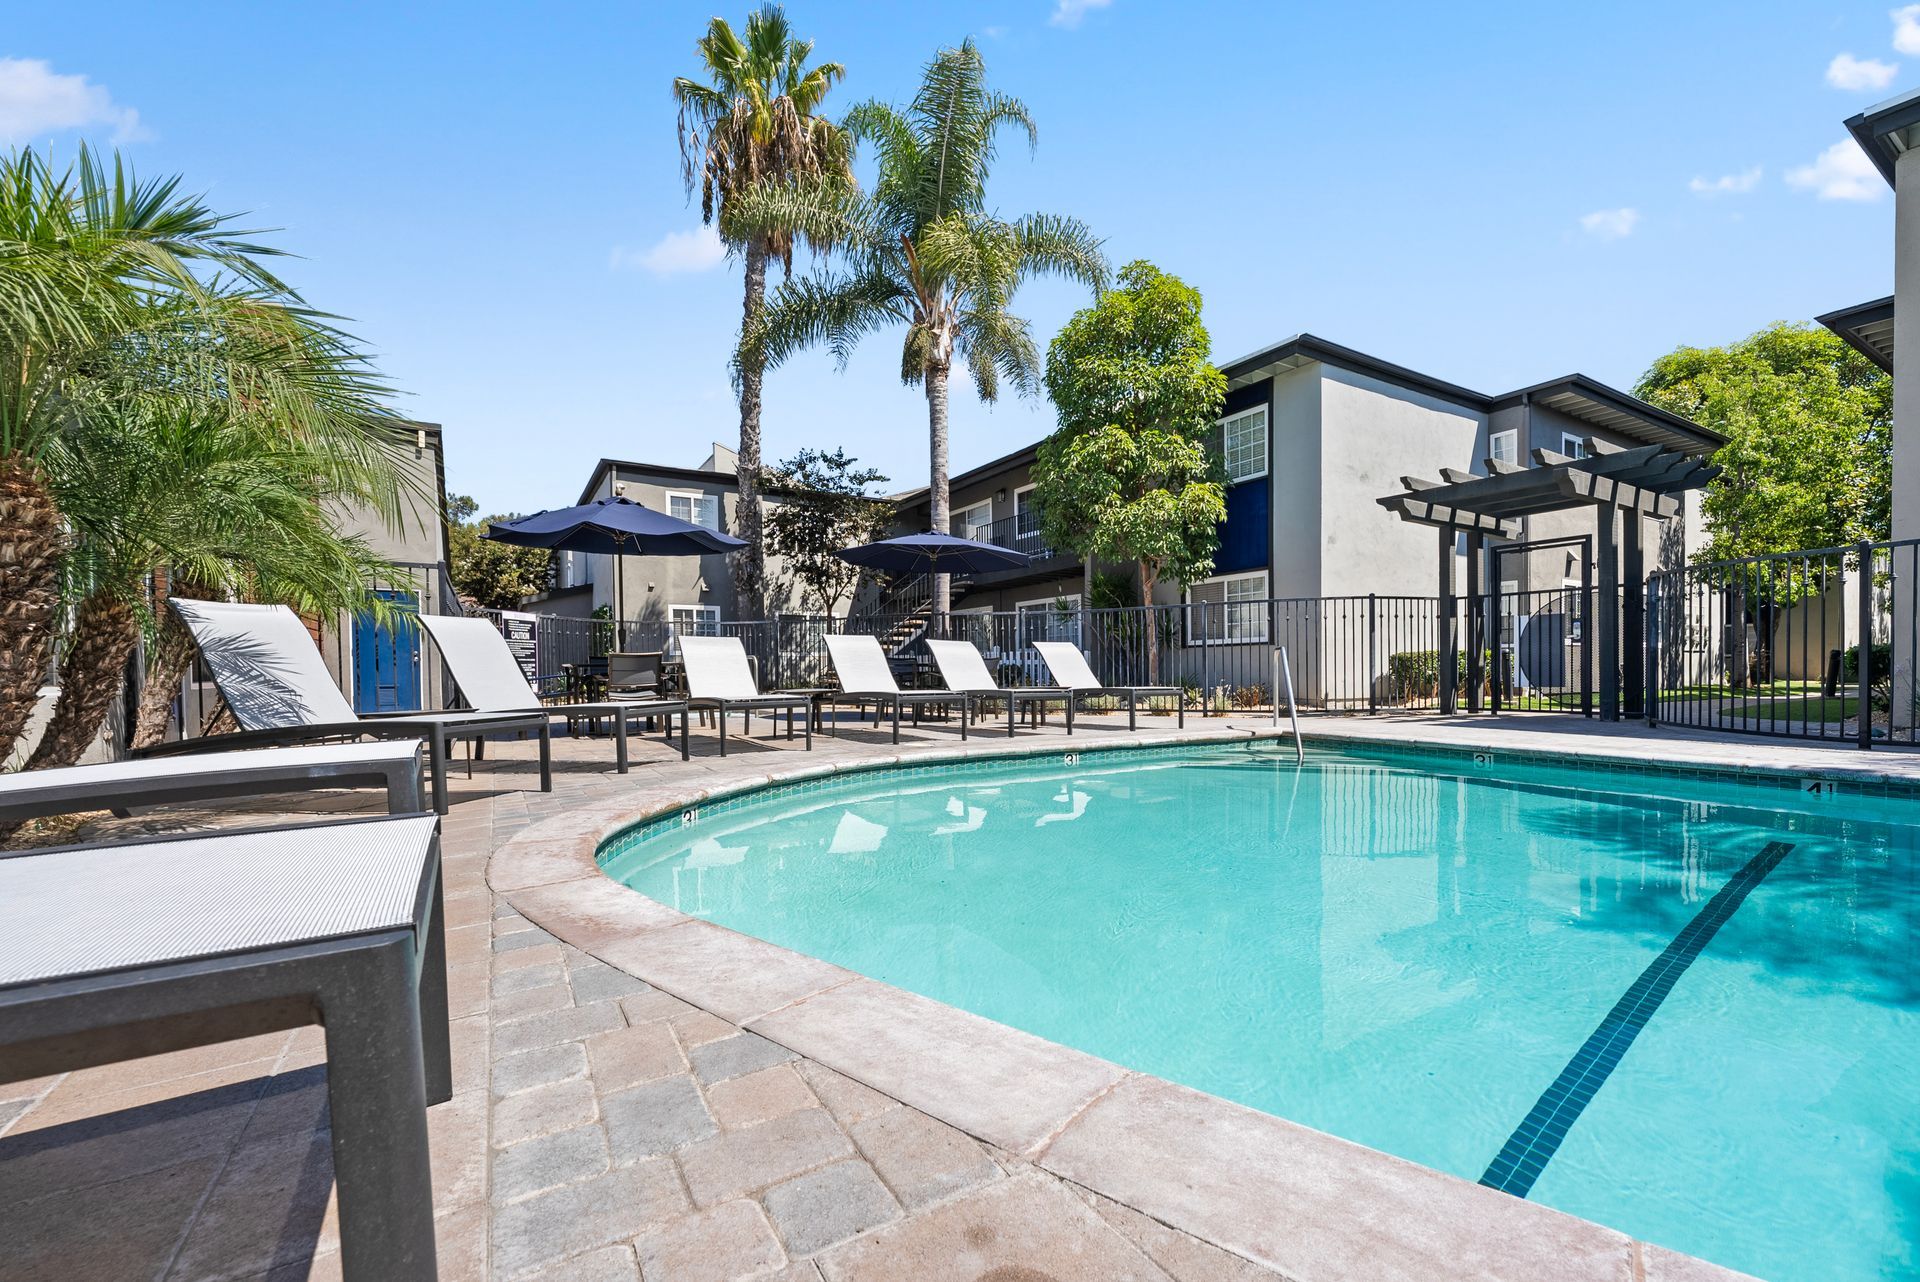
[995,488,1008,503]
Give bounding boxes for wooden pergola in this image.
[1376,439,1718,720]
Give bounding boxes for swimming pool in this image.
[597,740,1920,1282]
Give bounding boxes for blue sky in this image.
[2,2,1907,515]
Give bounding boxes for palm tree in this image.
[673,5,848,621]
[22,291,412,770]
[0,146,304,756]
[734,40,1107,616]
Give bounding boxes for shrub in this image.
[1231,683,1268,709]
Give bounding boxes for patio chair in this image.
[0,813,449,1279]
[823,634,968,745]
[925,639,1075,737]
[1032,641,1186,730]
[677,635,814,756]
[145,598,552,815]
[416,615,689,766]
[0,741,426,827]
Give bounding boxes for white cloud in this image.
[1827,52,1899,90]
[1049,0,1112,28]
[1895,4,1920,54]
[0,57,144,144]
[1786,140,1884,200]
[609,225,727,275]
[1578,207,1641,240]
[1688,166,1762,196]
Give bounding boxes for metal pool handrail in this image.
[1273,646,1304,764]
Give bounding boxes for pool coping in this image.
[490,723,1776,1282]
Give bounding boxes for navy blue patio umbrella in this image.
[485,496,745,626]
[834,531,1031,577]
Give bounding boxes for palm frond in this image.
[745,268,907,374]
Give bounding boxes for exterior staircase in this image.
[851,571,974,655]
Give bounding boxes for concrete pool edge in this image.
[489,723,1770,1282]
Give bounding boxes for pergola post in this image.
[1622,513,1646,718]
[1438,529,1458,715]
[1465,529,1485,713]
[1595,505,1620,722]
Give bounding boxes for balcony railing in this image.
[948,512,1061,561]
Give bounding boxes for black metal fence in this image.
[1646,540,1920,748]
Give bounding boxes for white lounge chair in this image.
[1032,641,1185,729]
[147,598,552,814]
[677,635,814,756]
[822,634,967,744]
[925,639,1074,737]
[416,615,689,766]
[0,742,426,825]
[0,813,449,1277]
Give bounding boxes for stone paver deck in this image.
[0,709,1838,1279]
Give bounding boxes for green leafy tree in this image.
[1031,261,1227,680]
[447,495,553,610]
[762,448,893,615]
[674,4,848,620]
[1635,322,1890,559]
[1636,321,1890,688]
[733,39,1107,617]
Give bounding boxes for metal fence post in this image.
[1367,593,1378,715]
[1858,542,1874,750]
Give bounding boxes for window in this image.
[1488,429,1518,466]
[669,604,720,636]
[1561,432,1590,460]
[1013,486,1042,550]
[1186,571,1269,645]
[666,491,720,530]
[1219,407,1268,483]
[953,500,993,540]
[1017,595,1082,654]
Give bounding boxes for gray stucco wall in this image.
[1267,365,1323,598]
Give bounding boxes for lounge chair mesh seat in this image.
[0,813,450,1277]
[677,635,814,756]
[1032,640,1185,729]
[416,614,689,765]
[823,634,966,744]
[926,640,1074,737]
[0,817,438,985]
[0,741,427,823]
[151,598,553,813]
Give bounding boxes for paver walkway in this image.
[1,713,1298,1281]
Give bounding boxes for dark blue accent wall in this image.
[1216,479,1269,574]
[1214,377,1271,576]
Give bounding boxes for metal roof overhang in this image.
[1376,439,1720,530]
[1817,296,1895,373]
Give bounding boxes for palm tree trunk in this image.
[23,592,138,771]
[133,602,196,749]
[0,455,70,763]
[734,240,770,621]
[927,359,952,622]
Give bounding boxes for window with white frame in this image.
[1186,571,1269,644]
[1560,432,1590,460]
[666,491,720,530]
[1489,429,1518,466]
[953,500,993,540]
[1219,406,1268,483]
[669,604,720,636]
[1017,594,1081,647]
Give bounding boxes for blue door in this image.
[353,591,421,712]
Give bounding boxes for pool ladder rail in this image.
[1272,646,1305,764]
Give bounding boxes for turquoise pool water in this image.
[598,742,1920,1282]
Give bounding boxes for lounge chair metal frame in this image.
[143,599,555,815]
[0,742,426,825]
[676,636,814,757]
[1031,640,1186,729]
[0,814,450,1280]
[925,640,1075,737]
[822,634,968,744]
[416,614,691,767]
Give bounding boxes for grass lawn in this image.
[1658,680,1858,721]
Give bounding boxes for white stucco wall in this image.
[1316,366,1485,599]
[1266,364,1323,599]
